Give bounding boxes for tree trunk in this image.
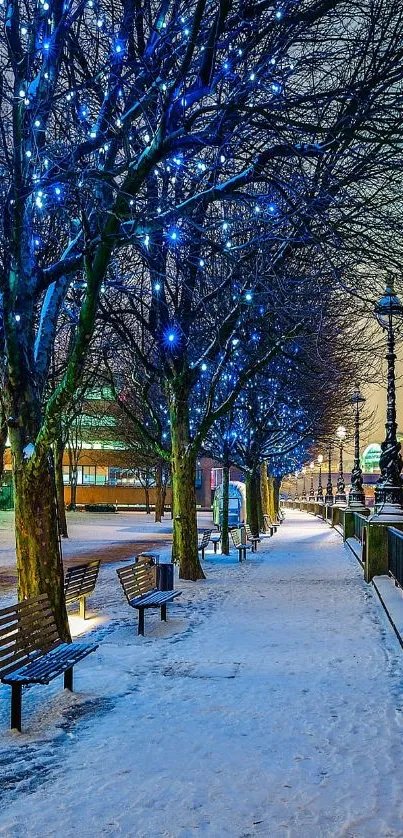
[69,472,77,510]
[145,486,150,514]
[54,439,68,538]
[274,476,281,517]
[155,461,164,522]
[169,377,205,580]
[268,473,276,521]
[260,461,270,529]
[68,447,78,510]
[246,468,260,536]
[257,476,264,533]
[221,462,230,554]
[12,441,70,642]
[0,409,7,482]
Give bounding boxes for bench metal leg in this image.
[79,596,86,620]
[138,608,145,636]
[64,667,73,691]
[161,603,167,622]
[238,549,242,562]
[11,684,22,731]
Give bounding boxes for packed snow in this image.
[1,510,403,837]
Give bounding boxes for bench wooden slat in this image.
[3,642,97,685]
[0,595,98,729]
[0,599,52,632]
[64,560,100,604]
[117,563,181,635]
[132,590,181,607]
[198,529,212,550]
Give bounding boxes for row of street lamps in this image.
[293,281,403,517]
[296,406,362,508]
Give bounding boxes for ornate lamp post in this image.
[301,467,307,501]
[348,387,366,510]
[373,282,403,518]
[316,454,324,502]
[309,460,315,500]
[325,444,334,505]
[334,425,347,505]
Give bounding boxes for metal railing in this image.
[353,513,367,544]
[388,527,403,588]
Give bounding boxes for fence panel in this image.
[388,527,403,588]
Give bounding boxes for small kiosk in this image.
[213,481,246,528]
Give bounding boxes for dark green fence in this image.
[0,483,14,510]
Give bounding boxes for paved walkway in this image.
[1,511,403,837]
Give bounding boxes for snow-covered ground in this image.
[2,510,403,837]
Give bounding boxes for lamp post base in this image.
[371,503,403,522]
[347,499,367,512]
[373,483,403,520]
[334,494,347,506]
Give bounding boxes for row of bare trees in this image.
[0,0,403,633]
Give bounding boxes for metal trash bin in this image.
[156,562,174,591]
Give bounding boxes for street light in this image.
[373,281,403,518]
[301,467,307,501]
[334,425,347,506]
[316,454,324,502]
[348,387,366,510]
[309,461,315,500]
[325,443,334,505]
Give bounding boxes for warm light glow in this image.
[310,461,315,469]
[336,425,346,441]
[317,454,323,464]
[69,614,107,638]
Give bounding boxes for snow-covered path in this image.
[1,510,403,837]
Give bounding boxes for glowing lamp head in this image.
[375,281,403,331]
[336,425,346,442]
[317,454,323,465]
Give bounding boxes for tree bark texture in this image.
[260,461,270,529]
[246,469,260,536]
[268,474,277,521]
[154,460,167,522]
[12,442,70,641]
[0,410,7,482]
[169,377,205,580]
[221,462,230,554]
[54,439,68,537]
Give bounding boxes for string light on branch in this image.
[163,324,181,349]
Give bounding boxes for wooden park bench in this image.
[0,594,98,731]
[197,529,212,561]
[230,528,251,562]
[263,514,277,535]
[210,531,221,553]
[64,559,101,619]
[117,562,182,636]
[245,523,261,552]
